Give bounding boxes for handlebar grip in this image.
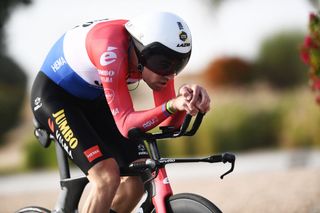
[127,128,145,140]
[176,114,192,136]
[129,159,156,170]
[222,153,236,163]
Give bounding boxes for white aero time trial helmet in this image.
[125,11,192,76]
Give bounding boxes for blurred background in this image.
[1,0,320,212]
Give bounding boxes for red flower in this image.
[300,51,310,65]
[304,35,313,48]
[316,95,320,105]
[312,78,320,89]
[310,13,317,21]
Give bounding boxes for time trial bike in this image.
[16,113,235,213]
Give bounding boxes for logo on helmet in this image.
[177,22,184,30]
[179,31,188,42]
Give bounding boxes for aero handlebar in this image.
[128,113,205,140]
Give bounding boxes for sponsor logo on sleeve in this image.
[84,145,103,162]
[104,88,115,103]
[142,117,158,129]
[100,47,117,66]
[111,108,119,116]
[33,97,42,111]
[137,144,148,156]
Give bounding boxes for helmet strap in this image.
[137,63,144,73]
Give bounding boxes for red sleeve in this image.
[153,79,186,129]
[86,21,173,137]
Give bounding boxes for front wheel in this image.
[16,206,51,213]
[166,193,222,213]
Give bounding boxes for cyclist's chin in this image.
[147,82,165,91]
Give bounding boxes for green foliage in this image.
[0,55,27,144]
[254,31,308,89]
[0,0,31,144]
[279,90,320,148]
[208,106,281,152]
[24,136,57,170]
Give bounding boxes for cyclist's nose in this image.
[165,74,175,80]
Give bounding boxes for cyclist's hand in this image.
[178,84,211,115]
[171,95,198,115]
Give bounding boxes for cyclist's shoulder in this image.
[86,19,129,45]
[64,19,128,42]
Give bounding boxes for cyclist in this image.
[31,11,211,213]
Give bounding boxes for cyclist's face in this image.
[142,67,174,91]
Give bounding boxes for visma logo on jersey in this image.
[98,70,115,83]
[48,109,79,159]
[98,70,115,76]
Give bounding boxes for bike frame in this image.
[144,137,173,213]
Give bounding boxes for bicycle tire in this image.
[166,193,222,213]
[15,206,51,213]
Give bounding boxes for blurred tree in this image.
[207,0,229,9]
[308,0,320,9]
[254,31,308,89]
[0,0,32,50]
[202,56,253,88]
[0,0,32,144]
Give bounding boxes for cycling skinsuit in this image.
[31,19,185,174]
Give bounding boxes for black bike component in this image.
[202,155,223,163]
[166,193,222,213]
[33,118,51,148]
[220,153,236,179]
[54,176,88,213]
[55,141,71,179]
[184,113,205,136]
[16,206,51,213]
[129,159,157,170]
[140,181,156,212]
[159,126,176,133]
[175,114,192,136]
[128,113,205,141]
[128,152,236,181]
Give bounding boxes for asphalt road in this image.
[1,149,320,213]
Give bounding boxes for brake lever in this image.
[220,153,236,179]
